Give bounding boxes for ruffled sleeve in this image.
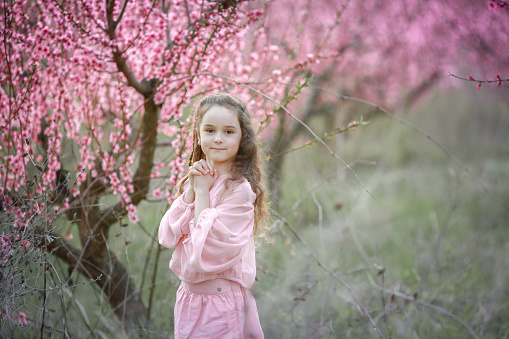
[182,182,255,274]
[158,192,195,249]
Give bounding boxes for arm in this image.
[158,192,195,249]
[190,159,217,222]
[159,160,216,249]
[182,182,256,274]
[182,186,195,204]
[194,186,210,226]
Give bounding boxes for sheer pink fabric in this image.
[175,279,263,338]
[159,176,263,338]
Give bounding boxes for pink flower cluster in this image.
[1,0,340,233]
[489,0,508,9]
[0,311,30,325]
[1,234,31,264]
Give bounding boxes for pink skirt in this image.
[174,278,264,339]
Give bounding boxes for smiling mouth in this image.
[211,148,225,151]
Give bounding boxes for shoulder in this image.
[221,177,256,205]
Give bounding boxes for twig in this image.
[47,270,71,338]
[11,275,103,298]
[146,244,162,321]
[305,84,509,212]
[490,0,509,7]
[311,192,326,258]
[144,72,380,204]
[448,72,507,88]
[201,73,382,206]
[374,286,480,339]
[273,210,386,339]
[40,187,49,339]
[267,119,368,160]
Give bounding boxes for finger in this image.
[193,162,208,175]
[199,159,212,173]
[202,159,214,173]
[188,169,202,176]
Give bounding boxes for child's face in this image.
[199,105,242,170]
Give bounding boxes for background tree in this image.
[263,0,509,201]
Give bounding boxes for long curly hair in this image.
[176,93,268,236]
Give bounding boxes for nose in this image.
[214,134,223,143]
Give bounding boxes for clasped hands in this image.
[188,159,218,193]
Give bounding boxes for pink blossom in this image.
[109,173,120,186]
[128,212,139,223]
[152,188,163,199]
[176,157,186,167]
[167,176,177,186]
[167,125,178,136]
[171,138,181,149]
[10,312,30,325]
[127,204,137,215]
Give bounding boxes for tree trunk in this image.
[46,232,148,334]
[51,97,161,333]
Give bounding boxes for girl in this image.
[159,93,266,338]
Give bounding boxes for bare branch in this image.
[273,210,386,339]
[307,85,505,206]
[205,73,381,205]
[448,72,508,88]
[374,287,480,339]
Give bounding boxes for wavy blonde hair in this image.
[176,93,268,236]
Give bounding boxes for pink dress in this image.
[158,175,264,338]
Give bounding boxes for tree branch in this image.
[105,0,152,95]
[114,0,130,28]
[99,98,160,228]
[40,226,147,326]
[272,210,386,339]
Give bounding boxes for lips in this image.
[211,148,225,151]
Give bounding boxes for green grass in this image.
[254,86,509,338]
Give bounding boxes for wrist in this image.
[183,188,195,203]
[193,186,210,195]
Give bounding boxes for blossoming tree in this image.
[1,0,300,331]
[263,0,509,200]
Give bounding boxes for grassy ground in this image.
[255,86,509,338]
